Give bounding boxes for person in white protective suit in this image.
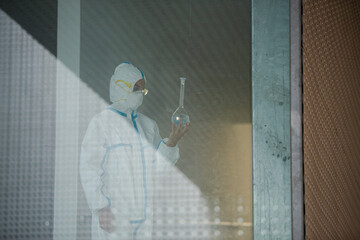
[80,62,190,240]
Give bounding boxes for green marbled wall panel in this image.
[252,0,291,239]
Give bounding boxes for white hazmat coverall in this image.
[80,63,180,240]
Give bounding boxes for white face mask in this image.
[127,91,143,110]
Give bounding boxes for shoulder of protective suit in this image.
[88,109,113,126]
[137,112,157,126]
[92,109,108,120]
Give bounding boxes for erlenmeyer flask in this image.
[171,77,190,126]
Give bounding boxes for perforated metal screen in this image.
[303,0,360,239]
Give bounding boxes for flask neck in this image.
[179,81,185,107]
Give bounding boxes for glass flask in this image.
[171,77,190,126]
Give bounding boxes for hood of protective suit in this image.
[109,62,146,113]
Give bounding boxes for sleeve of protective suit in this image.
[79,117,109,212]
[153,122,180,171]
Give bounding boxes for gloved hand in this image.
[167,121,190,147]
[98,207,115,233]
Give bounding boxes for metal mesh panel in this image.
[303,0,360,239]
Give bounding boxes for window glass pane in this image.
[0,1,252,239]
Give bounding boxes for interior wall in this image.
[303,1,360,239]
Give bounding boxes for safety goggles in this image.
[115,79,148,95]
[134,88,148,96]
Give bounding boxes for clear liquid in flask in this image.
[172,77,190,126]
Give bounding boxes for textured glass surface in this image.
[0,9,56,240]
[0,0,252,239]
